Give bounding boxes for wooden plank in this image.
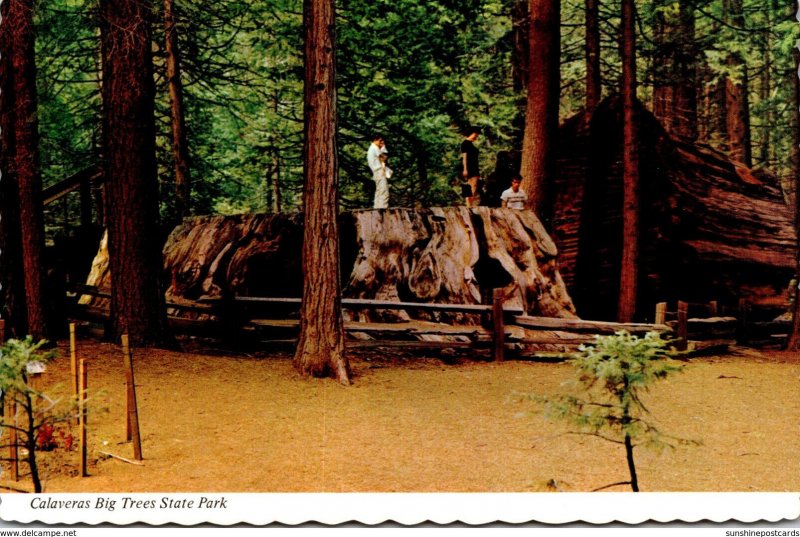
[688,339,736,352]
[233,295,525,315]
[42,166,102,205]
[655,302,667,325]
[513,315,669,334]
[677,301,688,351]
[65,282,112,299]
[492,289,505,362]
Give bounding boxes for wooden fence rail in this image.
[66,283,680,361]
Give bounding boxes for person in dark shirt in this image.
[460,127,481,207]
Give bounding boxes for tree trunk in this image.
[511,0,529,94]
[653,0,697,140]
[164,0,191,222]
[786,48,800,351]
[294,0,350,384]
[723,0,752,167]
[674,0,697,140]
[511,0,529,145]
[520,0,560,222]
[618,0,639,323]
[8,0,49,340]
[0,0,28,339]
[758,3,773,167]
[584,0,601,114]
[100,0,169,346]
[270,91,281,213]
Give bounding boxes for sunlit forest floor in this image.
[12,339,800,493]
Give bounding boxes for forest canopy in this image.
[28,0,800,231]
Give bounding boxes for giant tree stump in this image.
[83,208,577,325]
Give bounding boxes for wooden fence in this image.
[66,283,674,361]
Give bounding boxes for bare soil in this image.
[6,340,800,493]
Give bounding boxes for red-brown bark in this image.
[294,0,350,384]
[0,0,28,338]
[512,0,529,94]
[653,0,697,140]
[786,48,800,351]
[723,0,752,166]
[100,0,169,345]
[618,0,639,323]
[164,0,191,221]
[8,0,48,340]
[584,0,601,113]
[520,0,560,221]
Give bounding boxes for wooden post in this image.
[0,318,5,343]
[7,398,18,482]
[79,358,88,477]
[677,301,688,351]
[121,335,142,460]
[708,300,718,317]
[655,302,667,325]
[738,297,748,343]
[492,289,505,362]
[70,323,78,423]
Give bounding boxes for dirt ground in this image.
[5,338,800,493]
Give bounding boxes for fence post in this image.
[492,289,505,362]
[708,300,718,317]
[79,358,88,477]
[7,396,18,482]
[655,302,667,325]
[677,301,688,351]
[738,298,749,343]
[0,319,5,343]
[70,323,79,424]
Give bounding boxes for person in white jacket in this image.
[367,135,390,209]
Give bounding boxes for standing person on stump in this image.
[501,174,527,209]
[459,127,482,207]
[367,135,390,209]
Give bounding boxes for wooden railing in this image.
[66,283,676,361]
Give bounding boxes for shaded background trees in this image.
[27,0,800,221]
[1,0,798,337]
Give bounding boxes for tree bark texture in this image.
[7,0,49,340]
[550,97,796,321]
[512,0,529,94]
[100,0,169,346]
[82,208,578,322]
[652,0,697,140]
[584,0,601,114]
[723,0,752,167]
[163,0,191,222]
[520,0,560,222]
[295,0,349,383]
[0,0,28,338]
[618,0,639,323]
[786,48,800,351]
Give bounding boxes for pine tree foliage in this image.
[515,331,699,491]
[25,0,800,222]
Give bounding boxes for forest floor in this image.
[5,338,800,493]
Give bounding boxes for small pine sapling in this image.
[0,337,77,492]
[520,331,698,492]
